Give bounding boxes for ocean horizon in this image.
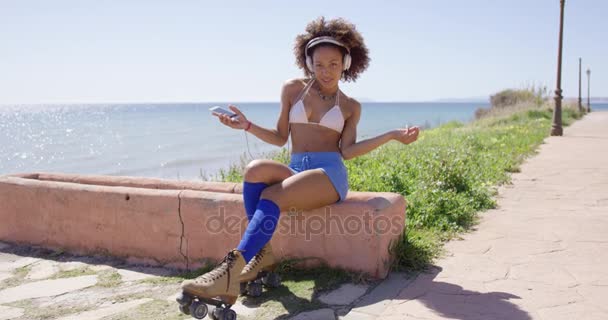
[2,102,606,181]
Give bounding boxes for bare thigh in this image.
[243,159,294,184]
[260,169,339,211]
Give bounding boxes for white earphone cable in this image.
[244,130,253,160]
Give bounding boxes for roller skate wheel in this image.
[246,281,263,297]
[178,304,190,315]
[262,272,281,288]
[224,308,237,320]
[210,307,224,320]
[175,291,192,306]
[189,300,208,319]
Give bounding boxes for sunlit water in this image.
[5,101,564,181]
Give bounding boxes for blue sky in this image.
[1,0,605,104]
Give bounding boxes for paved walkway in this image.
[343,111,608,319]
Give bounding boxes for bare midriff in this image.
[289,124,341,153]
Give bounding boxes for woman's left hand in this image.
[213,105,250,130]
[393,126,420,145]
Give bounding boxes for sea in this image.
[2,102,606,181]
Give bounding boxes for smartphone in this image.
[209,106,237,118]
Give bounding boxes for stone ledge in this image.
[0,172,407,279]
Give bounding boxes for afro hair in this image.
[294,16,370,82]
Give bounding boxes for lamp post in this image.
[551,0,565,136]
[586,68,591,112]
[578,58,582,112]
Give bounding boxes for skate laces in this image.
[244,247,266,272]
[200,250,238,282]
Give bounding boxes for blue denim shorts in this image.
[287,151,349,202]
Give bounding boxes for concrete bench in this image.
[0,173,406,278]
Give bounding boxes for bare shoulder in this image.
[281,78,309,103]
[340,93,361,118]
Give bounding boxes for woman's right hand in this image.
[213,105,250,130]
[393,126,420,145]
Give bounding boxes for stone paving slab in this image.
[0,272,11,282]
[341,273,415,319]
[290,308,336,320]
[319,283,369,305]
[0,305,24,320]
[36,282,156,308]
[0,257,39,272]
[0,246,207,319]
[116,269,154,282]
[375,112,608,319]
[25,260,61,280]
[56,298,153,320]
[116,266,173,282]
[339,311,377,320]
[0,275,98,304]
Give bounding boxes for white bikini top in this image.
[288,79,345,133]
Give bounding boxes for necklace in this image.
[316,88,338,101]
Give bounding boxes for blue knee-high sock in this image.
[237,199,280,262]
[243,182,268,221]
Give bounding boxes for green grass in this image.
[104,299,190,320]
[96,269,123,288]
[0,265,32,290]
[214,103,585,273]
[52,266,97,279]
[6,299,92,320]
[242,261,369,319]
[138,263,216,286]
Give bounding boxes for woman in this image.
[180,16,419,307]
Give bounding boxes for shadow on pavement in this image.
[388,266,532,320]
